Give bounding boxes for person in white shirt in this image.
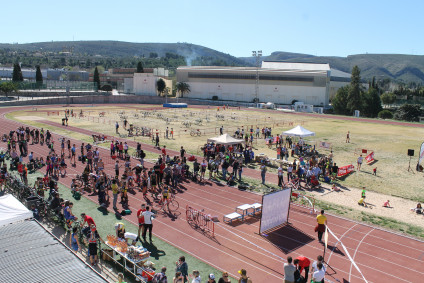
[277,165,284,187]
[142,206,155,242]
[312,262,325,283]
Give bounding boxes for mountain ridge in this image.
[1,41,424,84]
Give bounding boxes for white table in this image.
[223,212,243,223]
[249,203,262,215]
[236,204,253,220]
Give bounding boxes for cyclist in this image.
[63,202,78,228]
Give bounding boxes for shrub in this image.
[378,110,393,119]
[100,84,113,91]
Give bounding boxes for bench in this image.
[223,212,243,224]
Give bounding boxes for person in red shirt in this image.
[80,213,96,227]
[161,146,167,157]
[137,203,146,240]
[294,256,311,282]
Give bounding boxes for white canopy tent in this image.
[0,194,33,226]
[207,133,245,145]
[283,125,315,137]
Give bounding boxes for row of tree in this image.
[332,66,383,117]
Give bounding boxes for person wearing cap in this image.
[207,273,216,283]
[237,269,252,283]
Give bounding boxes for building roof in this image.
[261,61,330,71]
[0,220,108,283]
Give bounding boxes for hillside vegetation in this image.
[1,41,424,84]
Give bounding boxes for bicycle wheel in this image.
[168,199,179,212]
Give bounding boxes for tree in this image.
[156,78,166,96]
[378,110,393,119]
[93,66,100,90]
[346,66,363,114]
[35,65,43,89]
[362,87,382,117]
[176,82,190,98]
[136,62,144,73]
[12,63,23,82]
[394,104,422,122]
[380,92,396,107]
[0,82,18,97]
[332,85,350,115]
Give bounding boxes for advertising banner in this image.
[365,152,374,163]
[337,165,355,177]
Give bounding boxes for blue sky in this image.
[2,0,422,57]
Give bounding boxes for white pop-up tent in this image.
[283,125,315,137]
[0,194,33,226]
[207,133,245,145]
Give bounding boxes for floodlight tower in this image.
[252,50,262,105]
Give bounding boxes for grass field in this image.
[8,105,424,202]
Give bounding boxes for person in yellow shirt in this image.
[358,197,368,207]
[316,210,327,243]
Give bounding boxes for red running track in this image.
[2,105,424,283]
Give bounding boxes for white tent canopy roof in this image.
[283,125,316,137]
[207,133,245,145]
[0,194,33,226]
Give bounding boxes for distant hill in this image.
[1,41,424,84]
[240,51,424,84]
[0,41,249,67]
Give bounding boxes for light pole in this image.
[252,50,262,105]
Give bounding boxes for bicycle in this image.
[154,194,179,213]
[190,129,202,137]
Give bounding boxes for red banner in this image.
[337,165,355,177]
[365,152,374,163]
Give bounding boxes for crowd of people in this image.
[0,120,338,283]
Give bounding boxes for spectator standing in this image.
[208,274,216,283]
[189,270,201,283]
[346,131,350,143]
[311,255,326,283]
[357,155,363,171]
[312,262,325,283]
[316,210,327,243]
[137,204,146,241]
[237,269,252,283]
[176,256,188,282]
[294,256,310,283]
[87,224,103,266]
[152,266,168,283]
[277,164,284,187]
[260,163,267,185]
[142,206,155,242]
[217,272,230,283]
[69,227,81,253]
[283,256,296,283]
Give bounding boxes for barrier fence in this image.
[186,205,215,237]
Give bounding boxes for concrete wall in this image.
[187,81,327,105]
[0,95,254,108]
